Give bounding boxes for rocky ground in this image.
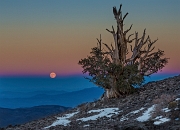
[2,75,180,130]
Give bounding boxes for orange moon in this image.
[50,72,56,78]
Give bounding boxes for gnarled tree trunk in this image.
[79,4,168,99]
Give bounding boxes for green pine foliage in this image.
[79,4,168,98]
[78,46,144,96]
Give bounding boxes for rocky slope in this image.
[3,75,180,130]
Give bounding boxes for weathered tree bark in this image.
[79,4,168,99]
[102,4,168,98]
[104,5,134,98]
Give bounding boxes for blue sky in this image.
[0,0,180,76]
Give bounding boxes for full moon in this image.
[50,72,56,78]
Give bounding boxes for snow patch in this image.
[154,116,163,120]
[136,105,155,122]
[153,117,170,125]
[120,107,144,121]
[175,108,179,110]
[130,107,144,114]
[175,118,179,121]
[162,108,171,112]
[120,116,128,121]
[77,108,119,122]
[44,111,79,128]
[176,98,180,101]
[83,124,90,127]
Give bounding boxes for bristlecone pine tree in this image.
[78,4,168,99]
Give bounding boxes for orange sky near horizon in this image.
[0,0,180,76]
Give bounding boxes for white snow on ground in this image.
[175,118,179,121]
[162,108,171,112]
[44,111,79,129]
[120,107,144,121]
[136,105,155,122]
[176,98,180,101]
[44,102,175,129]
[130,107,144,114]
[153,117,170,125]
[154,116,163,120]
[120,116,129,121]
[77,108,119,122]
[83,124,90,127]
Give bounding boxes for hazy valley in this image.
[0,87,103,127]
[0,87,104,108]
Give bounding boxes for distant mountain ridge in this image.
[0,90,68,98]
[0,87,104,128]
[0,87,104,108]
[3,75,180,130]
[0,105,70,128]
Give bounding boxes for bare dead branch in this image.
[112,26,115,32]
[130,45,133,52]
[123,12,128,21]
[106,26,115,34]
[113,7,118,16]
[111,43,114,50]
[149,46,155,52]
[96,34,102,50]
[134,32,139,47]
[106,29,113,34]
[124,24,133,34]
[119,4,122,12]
[127,33,133,40]
[103,43,112,53]
[127,33,135,43]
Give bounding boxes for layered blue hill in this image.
[0,87,104,108]
[0,105,70,128]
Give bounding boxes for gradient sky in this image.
[0,0,180,76]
